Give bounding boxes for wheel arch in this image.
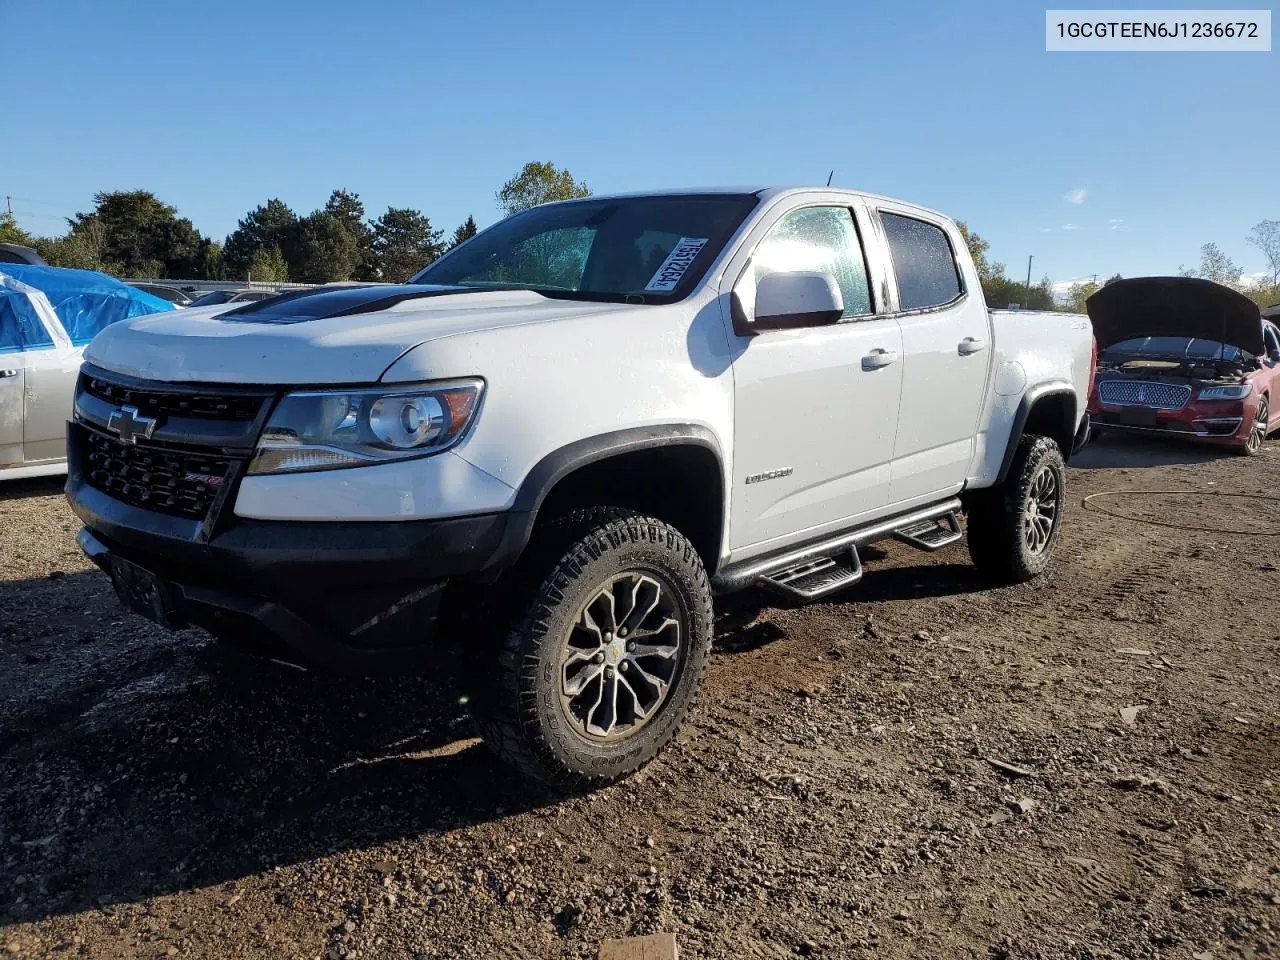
[491,425,728,575]
[996,382,1078,485]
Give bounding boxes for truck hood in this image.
[1086,277,1263,356]
[85,285,637,384]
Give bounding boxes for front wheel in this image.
[469,509,714,790]
[1241,394,1268,456]
[966,435,1066,584]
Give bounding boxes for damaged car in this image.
[1086,277,1278,455]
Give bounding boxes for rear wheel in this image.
[469,509,714,790]
[966,435,1066,584]
[1242,394,1268,456]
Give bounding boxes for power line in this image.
[8,208,71,222]
[5,195,82,209]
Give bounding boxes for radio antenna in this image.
[826,170,834,186]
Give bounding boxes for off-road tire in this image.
[469,508,714,791]
[966,435,1066,584]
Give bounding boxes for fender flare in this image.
[486,424,727,571]
[995,381,1078,485]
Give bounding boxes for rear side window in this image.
[881,213,962,311]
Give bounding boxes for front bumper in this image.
[69,474,515,672]
[1088,394,1253,446]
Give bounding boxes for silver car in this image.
[1,268,176,480]
[1,300,85,480]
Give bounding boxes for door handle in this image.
[0,369,19,379]
[958,337,986,355]
[862,348,899,371]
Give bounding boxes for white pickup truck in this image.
[66,187,1093,787]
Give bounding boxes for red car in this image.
[1087,277,1279,455]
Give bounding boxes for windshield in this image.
[411,194,758,302]
[190,291,237,306]
[1102,335,1252,362]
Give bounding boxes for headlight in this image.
[1197,383,1252,401]
[248,379,483,475]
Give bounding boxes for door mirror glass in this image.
[751,271,844,330]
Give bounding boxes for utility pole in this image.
[4,196,11,217]
[1025,255,1034,292]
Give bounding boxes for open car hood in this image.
[1086,277,1263,356]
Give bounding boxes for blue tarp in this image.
[0,273,56,352]
[0,264,174,349]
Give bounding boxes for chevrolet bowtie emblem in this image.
[106,405,158,444]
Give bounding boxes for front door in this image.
[727,203,903,554]
[1263,323,1280,430]
[0,281,74,467]
[0,299,40,468]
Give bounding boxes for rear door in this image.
[873,207,991,505]
[0,347,22,469]
[23,343,82,463]
[725,199,904,554]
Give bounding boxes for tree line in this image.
[959,219,1280,314]
[0,161,589,284]
[3,163,1277,313]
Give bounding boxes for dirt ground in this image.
[2,434,1278,960]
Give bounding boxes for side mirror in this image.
[739,271,844,334]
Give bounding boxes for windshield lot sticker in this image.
[645,237,709,292]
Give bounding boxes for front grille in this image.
[82,375,265,422]
[84,430,234,520]
[1097,380,1191,410]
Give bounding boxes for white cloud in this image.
[1108,218,1126,230]
[1063,223,1080,231]
[1064,188,1088,205]
[1050,275,1103,303]
[1039,227,1053,233]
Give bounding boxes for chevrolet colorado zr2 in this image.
[65,187,1094,788]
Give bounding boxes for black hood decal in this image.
[1087,277,1263,355]
[215,284,481,324]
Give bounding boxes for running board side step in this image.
[893,510,963,551]
[760,548,863,600]
[713,498,964,595]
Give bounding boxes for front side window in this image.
[1265,324,1280,357]
[413,194,758,303]
[745,206,872,318]
[881,212,963,311]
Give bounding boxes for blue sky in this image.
[3,0,1276,288]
